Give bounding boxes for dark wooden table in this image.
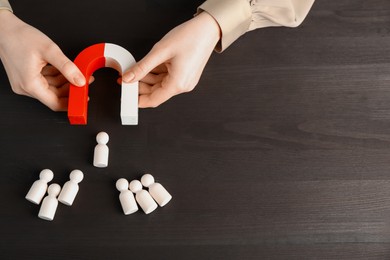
[1,0,390,259]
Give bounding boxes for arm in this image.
[0,2,86,111]
[123,11,221,108]
[0,0,12,12]
[198,0,316,52]
[123,0,315,108]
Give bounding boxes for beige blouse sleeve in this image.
[198,0,315,52]
[0,0,12,12]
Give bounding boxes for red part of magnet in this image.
[68,43,105,125]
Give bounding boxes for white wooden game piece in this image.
[38,183,61,221]
[141,174,172,207]
[58,169,84,206]
[129,180,157,214]
[93,132,109,168]
[116,178,138,215]
[25,169,54,205]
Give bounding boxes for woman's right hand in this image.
[0,10,86,111]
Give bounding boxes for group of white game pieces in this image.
[25,169,84,221]
[25,131,172,221]
[116,174,172,215]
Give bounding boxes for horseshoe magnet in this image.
[68,43,138,125]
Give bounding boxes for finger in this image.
[45,74,67,87]
[89,75,95,84]
[10,82,33,97]
[43,85,67,98]
[41,65,60,77]
[138,83,176,108]
[141,73,165,85]
[43,43,86,87]
[13,87,33,98]
[33,90,68,111]
[54,74,89,98]
[151,64,168,74]
[45,74,93,89]
[123,45,171,83]
[53,84,70,98]
[29,78,68,111]
[139,82,153,95]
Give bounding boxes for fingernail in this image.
[123,72,135,83]
[74,75,86,86]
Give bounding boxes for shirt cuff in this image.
[197,0,251,52]
[0,0,13,12]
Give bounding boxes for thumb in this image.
[123,46,170,83]
[44,43,86,87]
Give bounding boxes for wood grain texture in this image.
[1,0,390,259]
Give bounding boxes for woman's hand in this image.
[123,11,221,108]
[0,10,86,111]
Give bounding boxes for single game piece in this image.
[141,174,172,207]
[129,180,157,214]
[26,169,54,205]
[68,43,138,125]
[116,178,138,215]
[38,183,61,221]
[93,132,109,168]
[58,169,84,206]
